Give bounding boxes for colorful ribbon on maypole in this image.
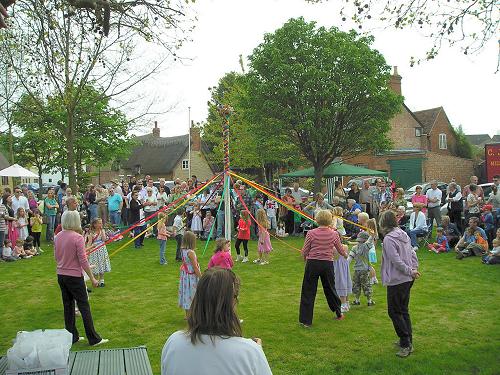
[86,172,223,256]
[201,182,227,256]
[229,174,303,253]
[218,104,233,172]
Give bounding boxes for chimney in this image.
[152,121,160,137]
[190,122,201,152]
[389,66,402,96]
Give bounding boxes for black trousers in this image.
[32,232,41,247]
[175,234,183,261]
[235,238,248,257]
[387,280,414,348]
[58,274,101,345]
[449,210,463,233]
[299,259,342,325]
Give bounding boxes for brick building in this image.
[348,67,474,188]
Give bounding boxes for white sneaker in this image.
[253,259,261,264]
[260,261,268,265]
[38,248,44,253]
[341,304,349,313]
[235,255,242,261]
[242,257,249,263]
[91,338,109,346]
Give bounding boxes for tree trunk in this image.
[8,121,14,164]
[66,109,77,191]
[313,163,324,194]
[37,171,43,200]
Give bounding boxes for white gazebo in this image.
[0,164,39,178]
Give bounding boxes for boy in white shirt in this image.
[264,199,277,231]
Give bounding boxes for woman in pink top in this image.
[299,210,348,327]
[411,186,428,214]
[54,210,108,346]
[208,238,233,269]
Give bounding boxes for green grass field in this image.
[0,234,499,374]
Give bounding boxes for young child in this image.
[30,209,43,253]
[179,231,202,317]
[13,239,31,258]
[16,207,29,241]
[254,208,273,265]
[207,238,233,269]
[23,236,37,256]
[235,210,251,263]
[481,205,495,247]
[173,209,186,262]
[265,198,278,232]
[2,239,18,261]
[157,212,174,265]
[85,218,111,287]
[202,211,215,240]
[276,222,288,237]
[482,238,500,265]
[349,231,374,306]
[190,203,203,237]
[333,242,352,313]
[428,227,449,253]
[332,206,346,236]
[365,218,379,284]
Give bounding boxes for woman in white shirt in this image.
[161,268,272,375]
[406,204,428,251]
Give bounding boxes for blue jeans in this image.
[159,239,167,264]
[89,204,98,222]
[407,228,427,247]
[46,215,56,241]
[134,225,145,248]
[109,211,121,227]
[216,211,224,238]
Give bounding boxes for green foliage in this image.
[202,72,297,180]
[0,235,499,374]
[246,18,402,191]
[451,125,474,159]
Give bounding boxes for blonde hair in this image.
[158,212,166,221]
[90,218,102,232]
[315,210,332,227]
[358,212,369,224]
[16,238,24,246]
[61,210,82,232]
[182,231,197,250]
[215,238,230,253]
[366,218,378,239]
[256,208,269,229]
[332,206,343,217]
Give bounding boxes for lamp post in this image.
[188,106,191,179]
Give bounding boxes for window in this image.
[1,176,8,185]
[182,159,189,170]
[439,133,447,149]
[415,128,422,137]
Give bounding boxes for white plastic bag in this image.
[7,329,72,370]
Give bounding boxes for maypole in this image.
[218,104,233,241]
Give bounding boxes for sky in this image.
[138,0,500,138]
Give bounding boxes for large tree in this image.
[0,0,192,190]
[247,17,402,192]
[306,0,500,69]
[202,72,297,183]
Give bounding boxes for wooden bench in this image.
[0,346,153,375]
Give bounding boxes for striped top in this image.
[301,227,346,261]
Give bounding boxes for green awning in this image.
[280,162,387,178]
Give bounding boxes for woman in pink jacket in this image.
[54,210,108,346]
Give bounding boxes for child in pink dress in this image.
[254,208,273,265]
[207,238,233,269]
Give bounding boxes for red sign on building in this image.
[485,143,500,182]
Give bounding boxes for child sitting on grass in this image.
[2,239,18,261]
[13,238,32,258]
[349,231,374,306]
[482,238,500,265]
[428,227,449,253]
[208,238,233,269]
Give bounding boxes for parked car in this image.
[279,187,313,202]
[153,181,175,191]
[20,183,40,194]
[40,183,59,195]
[345,176,383,193]
[404,182,448,204]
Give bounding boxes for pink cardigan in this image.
[54,230,90,277]
[301,227,346,261]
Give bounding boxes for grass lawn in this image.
[1,233,499,374]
